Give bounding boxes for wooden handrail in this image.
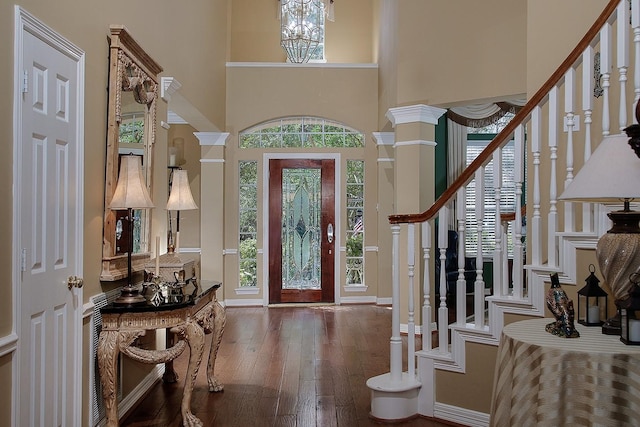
[500,205,527,223]
[389,0,621,225]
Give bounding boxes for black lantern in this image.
[577,264,608,327]
[621,275,640,345]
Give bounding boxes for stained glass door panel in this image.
[282,168,321,290]
[269,159,335,303]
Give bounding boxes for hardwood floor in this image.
[121,305,458,427]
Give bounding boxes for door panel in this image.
[269,159,335,303]
[18,21,83,427]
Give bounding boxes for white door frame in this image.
[12,6,85,426]
[262,152,342,306]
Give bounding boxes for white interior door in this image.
[15,8,84,427]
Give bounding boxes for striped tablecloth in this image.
[490,318,640,427]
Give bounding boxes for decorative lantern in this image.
[577,264,608,327]
[620,275,640,345]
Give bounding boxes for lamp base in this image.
[114,286,147,306]
[602,311,621,335]
[596,208,640,334]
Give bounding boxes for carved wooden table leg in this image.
[172,319,205,427]
[163,330,179,383]
[97,330,120,427]
[207,299,226,392]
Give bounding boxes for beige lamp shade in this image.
[110,155,154,209]
[167,169,198,211]
[559,134,640,202]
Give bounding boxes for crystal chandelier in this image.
[280,0,324,63]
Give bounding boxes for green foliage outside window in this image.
[239,161,258,286]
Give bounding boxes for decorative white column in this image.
[196,132,229,293]
[367,104,445,422]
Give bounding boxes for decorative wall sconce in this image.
[577,264,608,327]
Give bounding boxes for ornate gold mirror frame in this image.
[101,25,163,281]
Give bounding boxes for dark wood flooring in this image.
[121,304,459,427]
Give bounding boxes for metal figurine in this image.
[545,273,580,338]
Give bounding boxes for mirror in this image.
[101,25,163,281]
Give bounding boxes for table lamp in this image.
[559,129,640,334]
[167,168,198,253]
[110,155,155,306]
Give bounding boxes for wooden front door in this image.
[269,159,335,303]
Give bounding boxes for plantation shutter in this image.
[465,138,516,257]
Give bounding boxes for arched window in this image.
[240,117,364,148]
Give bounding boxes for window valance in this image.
[447,100,525,128]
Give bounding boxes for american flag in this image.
[352,215,363,234]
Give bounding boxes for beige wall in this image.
[377,0,527,129]
[527,0,609,94]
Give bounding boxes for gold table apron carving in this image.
[490,317,640,427]
[98,281,225,427]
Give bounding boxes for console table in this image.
[490,317,640,426]
[98,280,225,427]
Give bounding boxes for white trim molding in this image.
[386,105,447,127]
[394,140,437,148]
[235,287,260,295]
[195,132,230,146]
[0,333,18,357]
[167,111,188,124]
[373,132,395,146]
[160,77,182,102]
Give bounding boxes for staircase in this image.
[367,1,635,425]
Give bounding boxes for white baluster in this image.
[601,22,612,136]
[531,106,542,266]
[513,125,525,299]
[582,47,594,232]
[438,207,450,352]
[564,68,576,233]
[456,191,466,325]
[618,1,629,130]
[407,223,415,378]
[493,149,503,302]
[474,168,485,328]
[390,224,402,381]
[421,221,432,351]
[548,86,559,266]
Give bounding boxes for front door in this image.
[269,159,335,303]
[15,9,84,426]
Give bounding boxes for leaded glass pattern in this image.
[240,117,364,148]
[282,168,321,290]
[346,160,364,285]
[239,161,258,286]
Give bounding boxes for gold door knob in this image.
[67,275,84,290]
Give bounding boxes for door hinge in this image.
[21,248,27,272]
[22,70,28,94]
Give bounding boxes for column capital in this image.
[160,77,182,102]
[194,132,230,146]
[386,105,446,128]
[372,132,395,146]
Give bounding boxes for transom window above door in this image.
[239,117,364,148]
